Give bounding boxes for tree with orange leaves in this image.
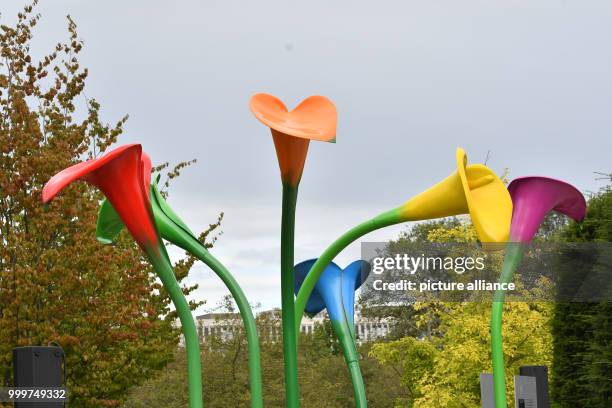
[0,2,216,406]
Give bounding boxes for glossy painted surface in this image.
[97,174,198,250]
[43,144,204,407]
[491,176,586,408]
[341,260,370,327]
[98,175,265,407]
[42,144,158,250]
[279,185,301,407]
[250,93,337,142]
[271,129,310,186]
[399,147,512,245]
[294,259,371,406]
[250,93,337,186]
[294,259,370,324]
[294,209,399,333]
[508,176,587,242]
[251,93,338,407]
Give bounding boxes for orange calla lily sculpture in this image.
[250,93,337,186]
[250,93,337,407]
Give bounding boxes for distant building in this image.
[354,317,391,342]
[177,309,390,346]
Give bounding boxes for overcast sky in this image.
[4,1,611,313]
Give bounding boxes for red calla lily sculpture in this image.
[42,144,204,408]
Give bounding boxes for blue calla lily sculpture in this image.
[294,259,371,406]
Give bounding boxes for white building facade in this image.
[178,310,391,346]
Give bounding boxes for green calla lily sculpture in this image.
[97,173,264,408]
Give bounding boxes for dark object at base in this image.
[13,346,64,408]
[520,365,550,408]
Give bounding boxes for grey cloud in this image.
[6,0,611,310]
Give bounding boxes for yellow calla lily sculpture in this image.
[399,148,512,244]
[292,147,511,407]
[295,147,512,330]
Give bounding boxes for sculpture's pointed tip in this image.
[41,184,56,204]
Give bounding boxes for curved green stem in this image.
[292,209,400,408]
[491,243,526,408]
[281,184,300,407]
[186,243,264,408]
[294,208,401,331]
[332,318,367,407]
[147,245,203,408]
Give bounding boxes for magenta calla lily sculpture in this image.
[507,176,587,242]
[294,259,370,405]
[491,176,586,408]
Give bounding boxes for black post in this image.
[13,346,64,408]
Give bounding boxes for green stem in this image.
[491,243,526,408]
[294,208,401,331]
[292,209,400,408]
[332,319,367,407]
[186,243,263,408]
[281,184,300,407]
[147,245,203,408]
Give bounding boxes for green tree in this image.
[124,302,403,407]
[551,181,612,407]
[0,3,212,405]
[370,337,436,406]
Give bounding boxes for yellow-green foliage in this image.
[371,220,554,408]
[412,301,553,408]
[426,221,478,243]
